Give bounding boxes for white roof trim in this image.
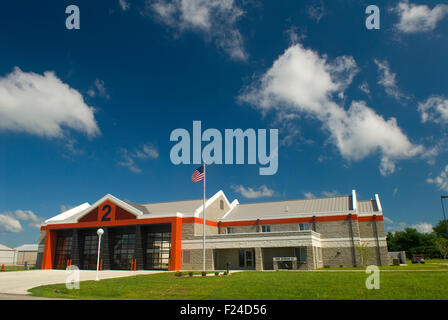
[46,194,145,224]
[220,199,240,220]
[375,194,383,212]
[45,203,91,225]
[193,190,232,218]
[352,189,358,212]
[74,194,143,222]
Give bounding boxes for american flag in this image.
[191,165,204,183]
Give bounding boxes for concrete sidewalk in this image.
[0,270,163,295]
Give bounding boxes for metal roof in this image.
[126,199,207,215]
[222,195,353,220]
[14,244,38,251]
[357,200,379,213]
[0,244,13,251]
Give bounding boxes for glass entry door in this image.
[238,249,255,269]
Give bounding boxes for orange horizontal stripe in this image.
[358,215,383,222]
[220,214,357,227]
[182,217,218,227]
[42,217,179,230]
[42,216,219,230]
[41,214,382,230]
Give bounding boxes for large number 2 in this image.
[101,205,111,221]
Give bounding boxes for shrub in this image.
[324,265,330,268]
[201,271,207,277]
[339,264,343,268]
[224,270,229,275]
[215,271,219,276]
[353,264,357,268]
[188,271,194,277]
[175,271,183,277]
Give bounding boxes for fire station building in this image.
[36,190,389,271]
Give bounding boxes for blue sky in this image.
[0,0,448,247]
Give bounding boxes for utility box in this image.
[273,257,298,270]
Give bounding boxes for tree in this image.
[434,238,448,260]
[386,228,442,258]
[355,242,372,267]
[433,220,448,240]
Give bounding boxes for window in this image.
[261,225,271,232]
[54,232,73,269]
[238,249,254,268]
[112,231,136,270]
[299,223,310,231]
[145,231,171,270]
[295,247,307,262]
[227,227,234,234]
[81,233,98,270]
[220,200,224,210]
[182,250,190,264]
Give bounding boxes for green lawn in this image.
[2,265,35,272]
[29,270,448,300]
[319,260,448,271]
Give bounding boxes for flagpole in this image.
[202,162,206,272]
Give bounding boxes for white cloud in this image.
[87,79,110,100]
[303,190,340,198]
[385,219,433,234]
[418,95,448,124]
[119,0,130,11]
[284,25,307,45]
[0,209,45,232]
[383,216,393,224]
[13,210,44,229]
[306,0,327,22]
[0,215,23,233]
[145,0,247,61]
[393,187,398,197]
[374,59,409,103]
[0,67,100,138]
[60,205,73,213]
[232,185,275,199]
[410,222,433,234]
[135,144,159,159]
[359,82,370,95]
[321,190,340,197]
[239,43,422,175]
[303,192,316,199]
[118,144,159,173]
[427,165,448,191]
[394,1,448,33]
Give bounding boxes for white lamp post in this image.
[95,228,104,281]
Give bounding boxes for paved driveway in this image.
[0,270,163,296]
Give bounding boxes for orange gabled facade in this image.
[41,199,183,271]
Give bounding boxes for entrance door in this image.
[238,249,255,269]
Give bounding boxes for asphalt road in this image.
[0,269,164,298]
